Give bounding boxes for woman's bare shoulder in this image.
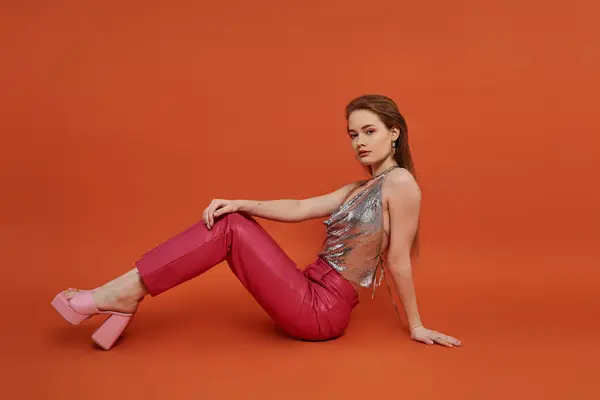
[382,168,421,203]
[387,167,416,183]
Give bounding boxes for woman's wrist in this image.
[234,200,247,213]
[409,324,423,332]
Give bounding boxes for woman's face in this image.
[347,109,397,165]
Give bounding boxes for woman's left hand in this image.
[410,325,462,347]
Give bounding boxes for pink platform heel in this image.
[51,290,134,350]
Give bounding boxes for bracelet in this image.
[410,324,423,332]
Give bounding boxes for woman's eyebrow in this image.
[348,124,375,133]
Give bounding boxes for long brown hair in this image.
[345,94,420,260]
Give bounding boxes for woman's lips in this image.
[359,151,371,157]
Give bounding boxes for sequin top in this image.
[318,165,401,311]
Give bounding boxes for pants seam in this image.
[140,234,225,278]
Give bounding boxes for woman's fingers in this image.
[446,336,461,346]
[443,335,460,346]
[433,332,461,347]
[213,205,228,218]
[435,337,454,347]
[438,332,461,346]
[209,200,217,227]
[205,200,216,228]
[411,328,462,348]
[206,200,232,229]
[202,203,212,225]
[417,336,434,345]
[414,332,435,345]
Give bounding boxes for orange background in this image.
[1,1,598,398]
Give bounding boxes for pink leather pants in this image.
[135,212,359,341]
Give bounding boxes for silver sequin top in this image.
[318,165,400,298]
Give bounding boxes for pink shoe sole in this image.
[51,292,92,325]
[51,290,134,350]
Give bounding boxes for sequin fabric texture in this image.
[318,166,399,296]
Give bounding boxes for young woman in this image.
[51,94,462,350]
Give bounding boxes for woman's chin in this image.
[357,158,375,166]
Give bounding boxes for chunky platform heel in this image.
[91,313,134,350]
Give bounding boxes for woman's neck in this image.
[371,161,399,178]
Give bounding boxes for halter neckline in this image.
[370,164,400,180]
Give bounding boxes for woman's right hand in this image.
[202,199,241,229]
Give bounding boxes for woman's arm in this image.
[237,199,304,223]
[384,171,461,347]
[383,171,423,330]
[236,181,363,223]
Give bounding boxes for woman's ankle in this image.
[129,270,149,300]
[93,286,140,313]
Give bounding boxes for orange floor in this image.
[3,235,597,399]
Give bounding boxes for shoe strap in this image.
[69,290,100,315]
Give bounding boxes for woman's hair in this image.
[345,94,420,260]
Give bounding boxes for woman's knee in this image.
[221,212,264,241]
[223,211,255,227]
